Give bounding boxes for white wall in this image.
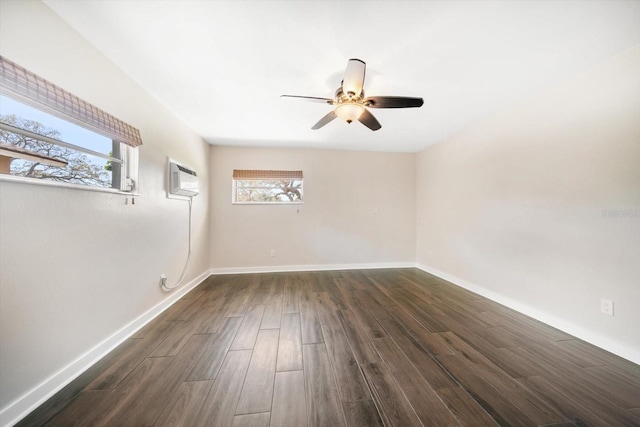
[416,45,640,362]
[210,146,416,271]
[0,0,211,419]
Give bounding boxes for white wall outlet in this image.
[270,249,276,257]
[600,299,614,316]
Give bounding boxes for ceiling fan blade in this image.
[342,59,366,97]
[281,95,334,104]
[358,108,381,131]
[311,110,337,130]
[363,96,424,108]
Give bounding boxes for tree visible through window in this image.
[0,55,141,192]
[233,170,303,203]
[0,114,112,187]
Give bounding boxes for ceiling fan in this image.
[282,59,423,131]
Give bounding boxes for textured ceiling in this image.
[44,0,640,152]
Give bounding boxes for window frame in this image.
[232,169,304,205]
[0,100,139,193]
[0,55,141,194]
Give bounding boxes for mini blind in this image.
[233,170,303,180]
[0,55,143,148]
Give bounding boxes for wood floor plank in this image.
[393,293,451,333]
[300,292,323,344]
[187,316,242,381]
[15,339,146,427]
[233,412,271,427]
[225,282,256,317]
[178,296,208,321]
[360,362,423,427]
[321,323,371,402]
[557,339,640,376]
[341,400,384,427]
[86,321,175,390]
[157,297,203,322]
[372,337,459,426]
[491,346,544,379]
[282,277,301,313]
[231,304,266,350]
[343,298,387,340]
[194,350,253,427]
[375,312,458,389]
[155,380,213,427]
[583,365,640,408]
[236,329,279,414]
[335,309,381,364]
[303,343,346,427]
[313,291,342,326]
[148,319,200,357]
[436,352,534,426]
[193,299,229,334]
[521,375,635,426]
[436,386,499,427]
[277,313,303,372]
[384,303,455,356]
[437,331,566,426]
[482,307,572,343]
[96,333,216,426]
[271,370,307,427]
[44,390,113,427]
[92,357,176,426]
[554,338,618,369]
[478,325,523,349]
[261,297,283,329]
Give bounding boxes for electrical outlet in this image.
[600,299,614,316]
[270,249,276,257]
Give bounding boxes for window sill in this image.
[232,201,304,205]
[0,174,140,196]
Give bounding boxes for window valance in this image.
[0,55,142,147]
[233,169,303,180]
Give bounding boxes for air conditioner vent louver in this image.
[176,164,197,176]
[169,161,199,197]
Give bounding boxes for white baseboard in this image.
[210,262,415,275]
[416,263,640,365]
[0,269,212,427]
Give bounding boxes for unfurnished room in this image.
[0,1,639,426]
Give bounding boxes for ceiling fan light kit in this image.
[335,103,364,123]
[282,58,423,131]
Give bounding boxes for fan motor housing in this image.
[335,87,365,104]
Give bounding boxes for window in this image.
[233,169,303,204]
[0,56,141,192]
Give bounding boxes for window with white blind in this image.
[232,169,303,204]
[0,56,141,192]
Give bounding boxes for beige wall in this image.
[1,1,638,423]
[0,0,211,417]
[210,146,416,270]
[416,45,640,361]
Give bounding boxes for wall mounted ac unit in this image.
[169,160,199,197]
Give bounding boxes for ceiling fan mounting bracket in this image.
[334,87,365,105]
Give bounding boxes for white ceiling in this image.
[44,0,640,153]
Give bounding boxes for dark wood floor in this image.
[18,269,640,426]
